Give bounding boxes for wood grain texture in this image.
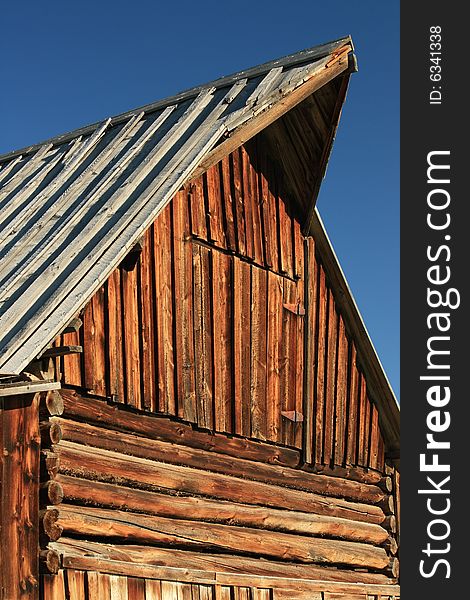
[1,394,40,599]
[173,189,197,422]
[60,389,300,467]
[139,228,157,411]
[193,245,213,429]
[250,266,268,440]
[154,204,175,414]
[233,258,252,436]
[212,252,232,432]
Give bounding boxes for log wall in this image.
[37,389,399,596]
[54,136,387,472]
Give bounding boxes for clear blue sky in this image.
[1,1,399,398]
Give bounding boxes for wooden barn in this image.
[0,37,400,600]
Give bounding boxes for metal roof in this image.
[0,37,352,375]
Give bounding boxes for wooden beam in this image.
[0,380,61,397]
[53,476,388,545]
[59,389,300,468]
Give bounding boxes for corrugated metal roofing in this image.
[0,37,351,375]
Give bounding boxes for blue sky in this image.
[1,1,399,397]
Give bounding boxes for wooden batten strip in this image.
[51,441,385,523]
[51,417,385,503]
[59,389,300,467]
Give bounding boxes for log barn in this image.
[0,37,400,600]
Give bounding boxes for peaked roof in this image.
[0,37,354,375]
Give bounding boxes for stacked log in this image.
[39,390,399,583]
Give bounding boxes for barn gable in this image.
[0,36,352,377]
[0,38,400,600]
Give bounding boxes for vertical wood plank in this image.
[189,176,207,240]
[178,583,193,600]
[66,570,86,600]
[369,403,380,470]
[193,245,214,429]
[215,586,232,600]
[247,142,264,266]
[121,261,142,409]
[323,289,338,465]
[145,579,162,600]
[293,219,304,280]
[294,253,305,450]
[62,328,82,387]
[334,315,348,466]
[277,188,293,278]
[363,394,372,468]
[109,575,129,600]
[140,227,157,411]
[173,190,197,422]
[1,394,40,599]
[357,373,368,466]
[87,572,111,600]
[303,237,317,464]
[127,577,146,599]
[83,287,107,397]
[154,204,175,415]
[377,433,385,473]
[280,278,296,447]
[220,157,237,252]
[197,585,214,600]
[107,269,125,403]
[231,148,246,257]
[233,258,251,436]
[241,145,255,261]
[250,266,268,440]
[258,146,274,269]
[266,271,282,442]
[161,581,179,600]
[314,265,327,464]
[345,343,359,466]
[42,572,66,600]
[205,165,226,249]
[212,252,233,433]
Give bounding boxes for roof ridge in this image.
[0,36,351,164]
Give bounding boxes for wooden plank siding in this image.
[54,139,387,470]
